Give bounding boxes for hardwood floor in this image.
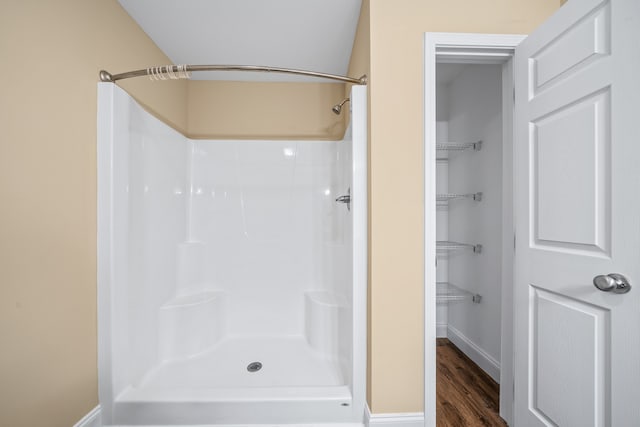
[436,338,506,427]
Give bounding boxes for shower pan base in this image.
[112,336,353,425]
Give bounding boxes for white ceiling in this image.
[118,0,362,82]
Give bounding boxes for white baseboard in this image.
[365,404,424,427]
[447,324,500,382]
[74,405,101,427]
[436,323,448,338]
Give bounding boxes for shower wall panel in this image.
[127,108,189,384]
[188,140,347,337]
[330,137,353,381]
[100,84,189,401]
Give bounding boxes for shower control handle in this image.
[336,188,351,211]
[593,273,631,294]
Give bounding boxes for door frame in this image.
[423,33,525,427]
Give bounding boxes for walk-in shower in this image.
[97,80,367,425]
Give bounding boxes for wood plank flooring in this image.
[437,338,506,427]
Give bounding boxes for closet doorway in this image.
[423,33,524,427]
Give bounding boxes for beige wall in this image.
[1,0,562,425]
[0,2,187,426]
[188,81,347,140]
[352,0,560,414]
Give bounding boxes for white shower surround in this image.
[97,84,367,425]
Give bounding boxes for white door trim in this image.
[423,32,525,427]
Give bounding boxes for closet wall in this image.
[436,64,503,381]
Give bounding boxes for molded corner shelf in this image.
[305,290,347,308]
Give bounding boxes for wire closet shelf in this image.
[437,241,482,254]
[99,64,368,85]
[436,141,482,152]
[436,192,483,202]
[437,282,482,304]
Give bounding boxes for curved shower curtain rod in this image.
[99,64,368,85]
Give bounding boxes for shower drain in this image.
[247,361,262,372]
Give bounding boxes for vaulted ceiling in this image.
[118,0,362,82]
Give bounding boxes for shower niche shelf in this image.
[437,282,482,304]
[437,240,482,254]
[158,291,225,361]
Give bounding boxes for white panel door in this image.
[514,0,640,426]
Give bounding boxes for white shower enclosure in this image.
[97,84,367,425]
